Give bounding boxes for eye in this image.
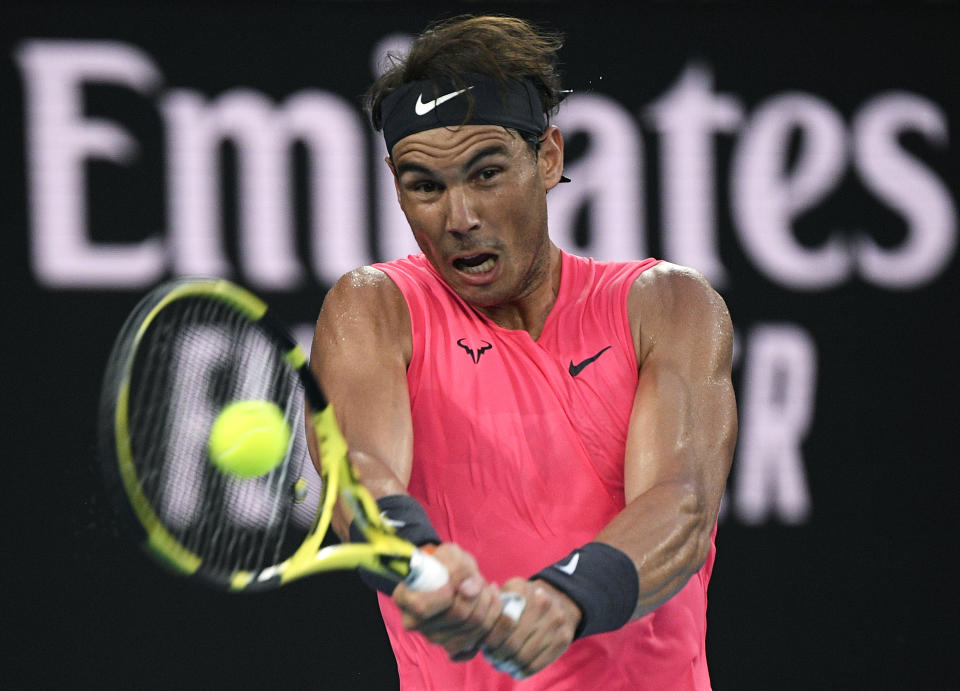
[477,167,501,182]
[412,180,441,194]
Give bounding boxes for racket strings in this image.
[126,295,315,582]
[246,373,302,571]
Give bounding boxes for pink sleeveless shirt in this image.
[373,251,715,690]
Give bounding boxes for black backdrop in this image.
[4,2,957,689]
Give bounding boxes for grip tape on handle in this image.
[484,592,528,679]
[404,548,450,591]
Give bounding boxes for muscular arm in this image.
[308,267,415,537]
[308,268,504,655]
[600,261,737,617]
[485,262,736,677]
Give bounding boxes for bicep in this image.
[308,268,415,497]
[624,265,737,515]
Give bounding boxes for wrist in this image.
[530,541,639,639]
[349,493,441,547]
[349,494,441,594]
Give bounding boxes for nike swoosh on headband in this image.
[414,86,474,116]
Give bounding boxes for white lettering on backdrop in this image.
[14,40,957,525]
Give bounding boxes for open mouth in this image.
[453,253,497,274]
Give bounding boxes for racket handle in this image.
[483,592,528,679]
[499,591,526,622]
[405,548,450,591]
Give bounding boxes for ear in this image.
[386,156,402,204]
[538,126,565,190]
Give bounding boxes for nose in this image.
[444,185,480,236]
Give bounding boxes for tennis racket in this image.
[98,277,447,592]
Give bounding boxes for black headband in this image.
[380,73,547,155]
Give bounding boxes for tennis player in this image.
[310,14,736,689]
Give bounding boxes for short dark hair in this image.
[365,15,565,134]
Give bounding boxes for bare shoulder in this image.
[627,261,733,369]
[323,266,403,309]
[321,266,408,325]
[315,266,411,363]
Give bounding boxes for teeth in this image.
[459,256,496,274]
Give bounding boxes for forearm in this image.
[482,488,712,678]
[522,479,713,645]
[330,451,412,540]
[612,271,737,618]
[599,376,734,620]
[594,479,714,619]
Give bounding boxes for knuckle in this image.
[528,586,554,614]
[450,600,475,624]
[407,601,433,619]
[461,599,483,623]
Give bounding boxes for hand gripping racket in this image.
[98,278,447,592]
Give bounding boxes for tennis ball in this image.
[208,400,291,478]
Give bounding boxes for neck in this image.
[474,245,562,340]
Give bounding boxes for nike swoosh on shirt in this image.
[554,553,580,576]
[414,86,474,115]
[568,345,612,377]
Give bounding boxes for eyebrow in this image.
[464,145,510,171]
[395,145,511,179]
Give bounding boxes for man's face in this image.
[389,125,563,309]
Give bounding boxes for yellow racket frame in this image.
[108,279,422,591]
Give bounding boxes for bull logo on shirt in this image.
[456,338,493,364]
